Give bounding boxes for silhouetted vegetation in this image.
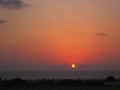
[0,76,120,88]
[105,76,115,81]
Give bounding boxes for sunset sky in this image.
[0,0,120,71]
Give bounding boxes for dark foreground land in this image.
[1,87,120,90]
[0,76,120,90]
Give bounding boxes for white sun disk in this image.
[72,64,76,69]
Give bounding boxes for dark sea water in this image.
[0,71,120,80]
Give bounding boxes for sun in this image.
[71,64,76,69]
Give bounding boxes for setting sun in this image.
[72,64,76,69]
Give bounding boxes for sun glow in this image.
[71,64,76,69]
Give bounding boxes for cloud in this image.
[0,19,8,24]
[95,33,107,37]
[0,0,27,9]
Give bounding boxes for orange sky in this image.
[0,0,120,71]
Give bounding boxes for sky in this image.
[0,0,120,71]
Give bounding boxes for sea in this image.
[0,71,120,80]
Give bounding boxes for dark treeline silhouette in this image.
[105,76,115,81]
[0,76,120,88]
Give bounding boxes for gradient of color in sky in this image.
[0,0,120,71]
